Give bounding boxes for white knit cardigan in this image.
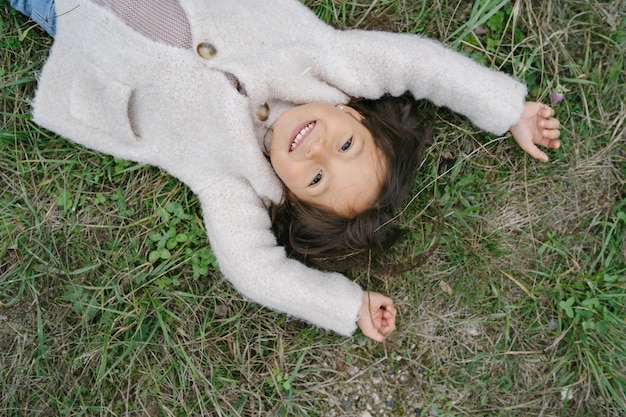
[32,0,527,336]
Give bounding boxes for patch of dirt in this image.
[0,300,38,353]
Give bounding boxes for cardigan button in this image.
[256,103,270,121]
[196,42,217,59]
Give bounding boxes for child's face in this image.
[270,103,386,217]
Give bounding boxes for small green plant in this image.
[62,283,98,321]
[268,368,294,395]
[109,187,135,218]
[147,200,217,278]
[545,205,626,411]
[55,188,72,211]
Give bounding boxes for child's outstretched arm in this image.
[316,29,527,136]
[198,176,374,338]
[509,102,561,161]
[314,29,565,159]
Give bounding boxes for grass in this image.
[1,0,625,416]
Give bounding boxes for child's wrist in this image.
[356,291,368,322]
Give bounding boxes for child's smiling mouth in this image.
[289,121,316,152]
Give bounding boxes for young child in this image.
[11,0,560,342]
[269,94,561,273]
[269,93,434,273]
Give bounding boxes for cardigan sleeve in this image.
[316,29,527,135]
[197,176,364,336]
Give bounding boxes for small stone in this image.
[561,387,575,401]
[473,24,488,35]
[548,318,558,330]
[360,411,373,417]
[348,366,360,376]
[386,399,395,408]
[372,393,381,404]
[214,304,228,318]
[439,280,454,295]
[466,324,481,336]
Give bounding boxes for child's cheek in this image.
[272,157,305,190]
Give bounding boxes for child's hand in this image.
[509,102,561,161]
[357,291,397,342]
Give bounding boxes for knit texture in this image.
[32,0,527,336]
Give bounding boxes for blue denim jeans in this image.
[9,0,56,36]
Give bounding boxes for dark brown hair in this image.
[270,93,433,272]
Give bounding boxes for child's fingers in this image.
[381,312,395,325]
[535,136,561,150]
[540,105,555,119]
[378,307,393,321]
[540,118,560,129]
[542,129,560,141]
[384,305,397,316]
[377,308,396,338]
[523,144,549,162]
[538,115,561,148]
[542,128,561,141]
[381,316,396,336]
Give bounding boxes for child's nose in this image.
[305,136,329,159]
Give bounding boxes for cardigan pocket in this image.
[69,70,140,145]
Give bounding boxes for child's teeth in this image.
[291,122,314,151]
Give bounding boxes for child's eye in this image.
[310,171,323,185]
[340,138,353,151]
